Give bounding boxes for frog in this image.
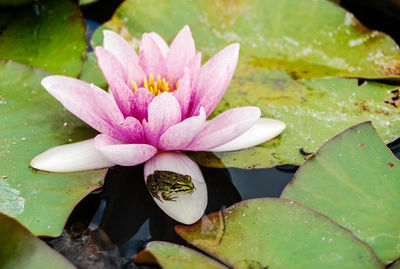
[146,170,195,202]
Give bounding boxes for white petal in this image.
[209,118,286,152]
[148,32,169,58]
[144,152,207,224]
[30,139,115,172]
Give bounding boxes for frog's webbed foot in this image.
[162,192,177,202]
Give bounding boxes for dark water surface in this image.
[43,1,400,268]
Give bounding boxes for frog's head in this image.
[172,174,195,191]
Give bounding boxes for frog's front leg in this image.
[161,191,177,201]
[151,191,163,202]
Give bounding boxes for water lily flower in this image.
[31,26,285,224]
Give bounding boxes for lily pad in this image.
[0,0,87,77]
[281,122,400,263]
[79,52,107,89]
[0,61,107,236]
[190,74,400,168]
[0,213,74,269]
[135,241,227,269]
[175,198,383,268]
[92,0,400,79]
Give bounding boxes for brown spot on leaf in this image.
[359,143,365,148]
[384,89,400,108]
[299,148,313,156]
[387,162,394,168]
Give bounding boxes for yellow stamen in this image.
[131,73,182,96]
[132,81,139,92]
[176,79,181,89]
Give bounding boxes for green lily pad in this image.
[79,52,107,89]
[0,213,74,269]
[92,0,400,79]
[135,241,227,269]
[175,198,383,268]
[0,0,87,77]
[0,61,107,236]
[190,74,400,168]
[281,122,400,263]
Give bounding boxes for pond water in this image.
[42,0,400,268]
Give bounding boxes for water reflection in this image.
[99,165,243,247]
[54,164,295,265]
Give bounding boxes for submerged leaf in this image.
[282,122,400,263]
[0,61,107,236]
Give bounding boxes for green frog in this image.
[146,170,195,202]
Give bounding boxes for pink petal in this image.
[143,93,182,146]
[102,30,145,85]
[185,106,261,151]
[106,74,135,117]
[190,43,239,117]
[95,46,126,85]
[166,25,196,84]
[94,134,157,166]
[41,76,124,139]
[103,30,139,62]
[144,151,207,224]
[139,33,167,77]
[173,69,192,118]
[116,116,145,143]
[148,32,169,58]
[159,107,206,150]
[131,88,154,122]
[173,53,201,118]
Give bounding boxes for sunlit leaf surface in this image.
[92,0,400,79]
[0,213,74,269]
[0,0,87,77]
[282,122,400,263]
[175,198,383,268]
[0,61,107,236]
[190,75,400,168]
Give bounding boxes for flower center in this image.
[132,73,181,96]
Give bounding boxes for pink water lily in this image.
[31,26,285,224]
